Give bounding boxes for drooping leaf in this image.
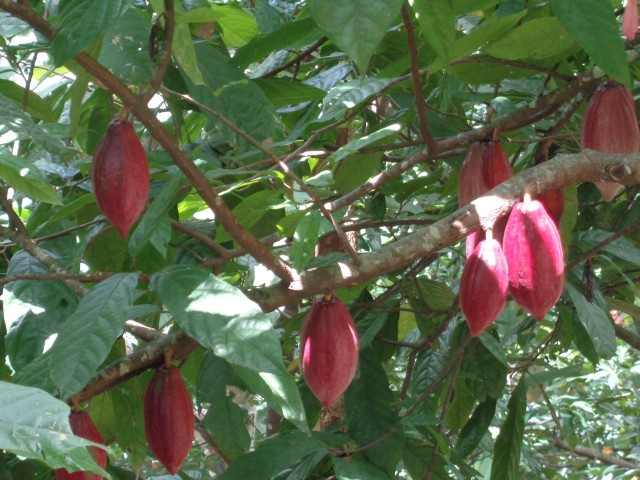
[550,0,630,85]
[51,0,134,64]
[412,0,456,66]
[0,79,55,122]
[0,154,61,205]
[308,0,404,72]
[490,380,527,480]
[290,209,322,272]
[48,273,139,399]
[456,398,497,458]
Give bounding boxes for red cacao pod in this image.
[91,120,150,238]
[459,236,509,337]
[537,189,564,225]
[502,198,565,321]
[143,365,194,474]
[465,216,508,258]
[301,295,359,410]
[55,410,107,480]
[458,140,513,207]
[580,82,640,201]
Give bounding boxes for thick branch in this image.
[252,150,640,311]
[613,323,640,350]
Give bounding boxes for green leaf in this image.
[320,78,393,121]
[345,348,404,475]
[0,382,108,476]
[308,0,404,72]
[252,79,326,108]
[0,94,72,155]
[174,22,205,85]
[233,17,320,69]
[217,432,327,480]
[490,380,527,480]
[413,0,456,66]
[0,154,61,205]
[334,152,381,195]
[463,340,507,401]
[48,273,139,399]
[203,395,251,461]
[98,8,154,85]
[129,173,182,256]
[290,210,322,272]
[456,398,497,458]
[483,17,576,61]
[566,277,617,359]
[574,229,640,266]
[0,79,55,123]
[181,5,259,47]
[550,0,630,84]
[327,124,401,165]
[51,0,133,64]
[333,455,391,480]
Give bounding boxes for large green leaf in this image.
[217,432,327,480]
[0,154,61,205]
[413,0,456,66]
[333,455,391,480]
[566,277,617,359]
[345,348,405,476]
[51,0,133,64]
[290,210,322,272]
[252,79,326,108]
[550,0,630,84]
[48,273,139,399]
[0,94,72,155]
[308,0,404,72]
[0,79,55,123]
[455,398,497,458]
[490,380,526,480]
[181,4,260,47]
[0,382,107,475]
[320,78,393,121]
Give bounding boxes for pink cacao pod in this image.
[580,82,640,201]
[144,365,195,474]
[537,189,564,226]
[458,140,513,207]
[502,198,565,321]
[301,295,359,410]
[55,410,107,480]
[459,237,509,337]
[624,0,638,40]
[91,119,150,238]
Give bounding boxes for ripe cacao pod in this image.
[502,198,565,321]
[144,365,194,474]
[537,189,564,225]
[458,140,513,207]
[624,0,638,40]
[55,410,107,480]
[91,119,150,238]
[459,236,509,337]
[300,295,359,410]
[580,82,640,201]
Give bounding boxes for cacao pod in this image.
[55,410,107,480]
[580,82,640,201]
[624,0,638,40]
[458,140,513,207]
[91,119,150,238]
[502,198,565,321]
[144,365,194,474]
[537,189,564,225]
[301,295,359,410]
[459,236,509,337]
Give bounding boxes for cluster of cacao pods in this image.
[143,364,195,474]
[300,294,359,409]
[458,141,565,336]
[92,119,150,239]
[55,410,107,480]
[580,81,640,201]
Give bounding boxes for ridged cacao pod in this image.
[91,120,150,238]
[503,198,565,321]
[301,295,359,410]
[458,140,513,207]
[537,189,564,225]
[465,216,508,258]
[55,410,107,480]
[580,82,640,201]
[459,237,509,337]
[144,365,194,474]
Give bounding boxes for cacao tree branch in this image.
[552,439,638,469]
[0,0,294,285]
[402,4,436,152]
[142,0,175,103]
[613,323,640,351]
[251,150,640,311]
